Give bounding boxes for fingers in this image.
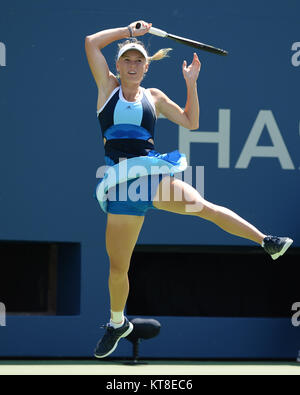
[183,55,200,70]
[131,21,152,36]
[182,54,201,82]
[190,53,201,72]
[184,54,201,66]
[193,52,201,64]
[182,60,188,74]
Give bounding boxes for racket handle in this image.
[134,23,168,38]
[149,27,168,38]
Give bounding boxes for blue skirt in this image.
[95,150,187,216]
[106,174,165,216]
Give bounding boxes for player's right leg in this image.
[94,213,144,358]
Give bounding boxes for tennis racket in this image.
[135,23,228,56]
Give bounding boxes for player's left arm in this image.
[150,53,201,130]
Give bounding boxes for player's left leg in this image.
[152,176,293,258]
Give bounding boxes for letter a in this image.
[235,110,294,170]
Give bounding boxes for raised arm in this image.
[84,22,152,95]
[85,27,128,96]
[151,53,201,130]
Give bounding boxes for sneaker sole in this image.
[271,238,293,260]
[94,322,134,359]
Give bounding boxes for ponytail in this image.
[148,48,172,62]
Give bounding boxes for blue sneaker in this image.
[94,317,133,359]
[263,236,293,260]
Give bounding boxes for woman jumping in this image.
[84,20,293,358]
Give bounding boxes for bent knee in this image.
[183,196,219,216]
[196,201,219,220]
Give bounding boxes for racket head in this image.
[168,34,228,56]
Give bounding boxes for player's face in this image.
[117,50,149,83]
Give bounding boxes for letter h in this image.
[178,109,231,168]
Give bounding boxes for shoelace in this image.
[100,323,121,331]
[100,324,108,329]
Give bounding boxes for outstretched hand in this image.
[182,53,201,85]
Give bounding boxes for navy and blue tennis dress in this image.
[95,86,187,216]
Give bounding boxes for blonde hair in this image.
[149,48,173,62]
[117,39,172,63]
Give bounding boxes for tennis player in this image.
[85,20,293,358]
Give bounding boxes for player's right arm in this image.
[84,28,129,96]
[84,23,151,97]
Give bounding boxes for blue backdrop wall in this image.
[0,0,299,358]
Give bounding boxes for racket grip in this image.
[149,27,168,38]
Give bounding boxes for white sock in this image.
[110,311,125,329]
